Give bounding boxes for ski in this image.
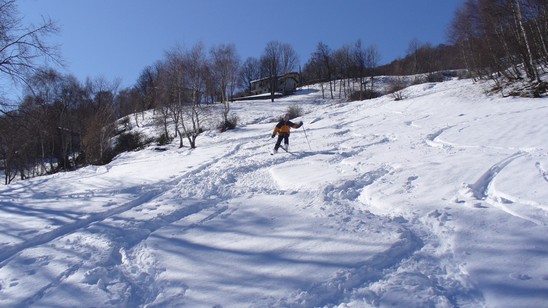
[271,146,295,156]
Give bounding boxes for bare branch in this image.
[0,0,61,102]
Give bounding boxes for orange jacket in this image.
[272,119,302,136]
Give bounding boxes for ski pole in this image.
[302,124,312,151]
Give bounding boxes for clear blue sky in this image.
[18,0,463,90]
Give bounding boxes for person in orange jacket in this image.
[271,113,303,153]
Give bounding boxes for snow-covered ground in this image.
[0,77,547,307]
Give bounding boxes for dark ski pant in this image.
[274,133,289,150]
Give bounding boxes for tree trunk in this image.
[515,0,539,82]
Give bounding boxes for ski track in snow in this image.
[426,122,547,226]
[467,152,526,201]
[460,151,547,226]
[0,191,227,306]
[0,142,241,306]
[0,190,161,265]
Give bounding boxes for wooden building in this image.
[249,72,300,96]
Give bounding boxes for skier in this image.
[271,113,303,154]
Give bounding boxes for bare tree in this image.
[332,44,352,99]
[163,46,187,148]
[316,42,334,99]
[279,42,299,75]
[24,69,69,171]
[0,110,26,183]
[151,60,172,141]
[260,41,281,102]
[182,42,208,148]
[0,0,60,110]
[352,40,368,99]
[514,0,540,82]
[528,0,548,66]
[406,38,423,75]
[302,42,332,99]
[158,43,208,149]
[0,69,93,182]
[260,41,298,102]
[239,57,260,93]
[302,53,323,91]
[210,43,240,129]
[133,65,160,126]
[365,44,380,94]
[79,77,119,165]
[449,0,547,86]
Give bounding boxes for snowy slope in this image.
[0,78,547,307]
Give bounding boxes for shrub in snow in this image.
[114,131,146,154]
[217,114,239,132]
[285,105,303,119]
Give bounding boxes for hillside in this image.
[0,77,547,307]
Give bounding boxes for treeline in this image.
[448,0,547,85]
[0,70,124,183]
[378,42,465,76]
[300,40,381,100]
[301,40,467,101]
